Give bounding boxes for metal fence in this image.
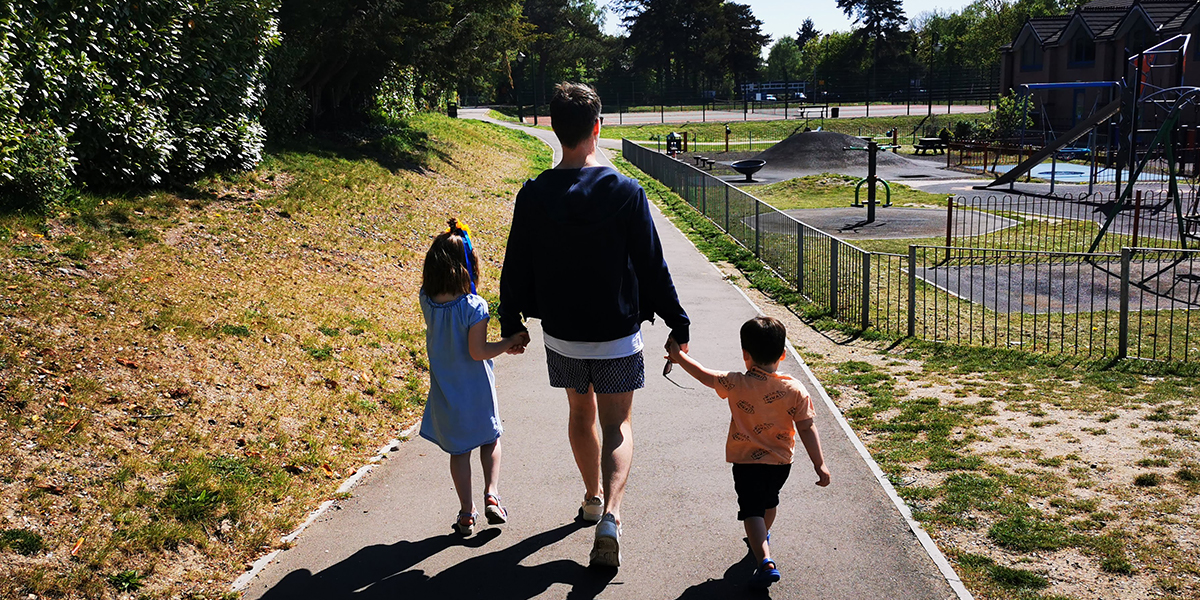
[947,191,1185,254]
[623,139,1200,362]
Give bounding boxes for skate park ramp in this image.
[752,131,960,180]
[755,131,908,171]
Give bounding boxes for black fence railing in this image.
[623,139,1200,362]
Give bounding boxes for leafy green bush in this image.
[0,122,75,210]
[0,1,279,191]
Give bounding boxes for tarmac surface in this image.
[523,104,990,126]
[236,109,963,600]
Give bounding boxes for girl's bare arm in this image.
[468,320,519,361]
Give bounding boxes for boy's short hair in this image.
[550,82,602,149]
[740,317,786,366]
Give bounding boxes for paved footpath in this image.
[238,110,962,600]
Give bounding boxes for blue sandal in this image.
[749,558,781,589]
[484,494,508,525]
[453,511,476,536]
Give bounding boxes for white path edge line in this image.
[234,115,541,594]
[725,282,973,600]
[628,150,973,598]
[230,422,420,592]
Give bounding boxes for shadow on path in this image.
[674,549,766,600]
[259,522,615,600]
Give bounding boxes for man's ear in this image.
[593,120,600,136]
[743,349,751,362]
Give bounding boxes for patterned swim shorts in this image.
[546,348,645,395]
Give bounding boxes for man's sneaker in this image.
[748,558,781,589]
[589,513,622,568]
[579,496,604,523]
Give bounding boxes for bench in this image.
[693,156,707,167]
[914,137,947,155]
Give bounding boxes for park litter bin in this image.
[830,106,839,119]
[666,132,682,155]
[447,102,458,118]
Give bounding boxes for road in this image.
[516,104,990,127]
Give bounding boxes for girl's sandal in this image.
[453,511,476,536]
[484,494,508,525]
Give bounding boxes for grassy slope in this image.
[0,114,548,598]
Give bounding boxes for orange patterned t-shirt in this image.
[715,367,814,464]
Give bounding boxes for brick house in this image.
[1000,0,1200,130]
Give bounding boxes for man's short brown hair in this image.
[550,82,602,149]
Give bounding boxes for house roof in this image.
[1162,2,1200,31]
[1016,0,1198,49]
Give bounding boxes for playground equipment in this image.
[844,140,896,224]
[730,159,765,182]
[977,35,1200,252]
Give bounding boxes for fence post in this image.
[830,239,839,315]
[907,245,917,338]
[1131,190,1142,248]
[861,252,871,330]
[754,199,761,258]
[724,185,730,232]
[701,174,707,216]
[945,195,954,248]
[796,221,805,291]
[1118,247,1131,359]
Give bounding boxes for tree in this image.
[765,39,803,82]
[722,2,769,89]
[522,0,607,104]
[837,0,907,45]
[275,0,525,129]
[796,18,819,50]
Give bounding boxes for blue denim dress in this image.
[418,292,502,455]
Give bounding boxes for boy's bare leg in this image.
[744,516,771,562]
[596,391,635,523]
[566,388,602,500]
[479,440,501,498]
[449,452,474,515]
[763,507,777,535]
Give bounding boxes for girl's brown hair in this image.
[422,218,480,297]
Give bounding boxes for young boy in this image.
[667,316,830,589]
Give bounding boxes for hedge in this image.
[0,0,279,206]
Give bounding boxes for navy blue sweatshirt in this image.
[498,166,690,345]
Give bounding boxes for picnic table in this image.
[914,137,947,155]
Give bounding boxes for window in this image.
[1128,26,1149,54]
[1020,36,1043,71]
[1070,34,1096,67]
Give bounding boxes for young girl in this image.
[419,218,528,535]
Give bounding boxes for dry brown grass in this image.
[0,114,548,598]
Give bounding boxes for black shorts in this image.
[732,463,792,520]
[546,348,645,395]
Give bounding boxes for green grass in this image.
[753,173,948,211]
[601,113,990,145]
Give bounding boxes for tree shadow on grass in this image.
[258,521,615,600]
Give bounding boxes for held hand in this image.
[814,464,831,487]
[504,332,530,355]
[664,337,688,362]
[665,337,681,362]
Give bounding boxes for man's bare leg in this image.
[565,388,602,500]
[595,391,634,524]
